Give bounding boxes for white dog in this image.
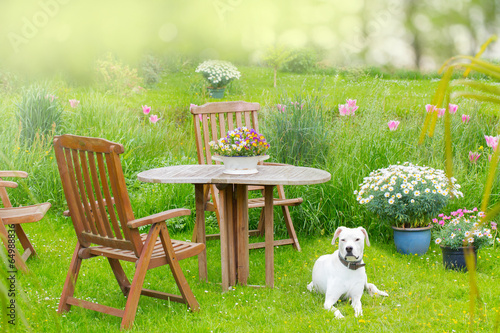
[307,226,388,318]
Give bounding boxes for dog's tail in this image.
[365,283,389,297]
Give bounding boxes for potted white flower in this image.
[433,208,498,271]
[209,127,270,174]
[195,60,241,98]
[355,162,463,255]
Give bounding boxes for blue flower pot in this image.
[392,225,432,255]
[208,87,225,99]
[441,246,477,271]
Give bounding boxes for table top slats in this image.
[138,165,331,186]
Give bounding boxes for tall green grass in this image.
[14,85,62,147]
[0,67,499,240]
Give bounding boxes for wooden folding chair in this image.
[53,134,205,330]
[0,171,51,272]
[190,101,303,251]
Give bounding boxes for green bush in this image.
[95,52,143,95]
[15,85,63,147]
[140,54,164,86]
[281,48,317,74]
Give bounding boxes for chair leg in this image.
[58,241,83,313]
[15,224,37,259]
[281,205,301,252]
[0,222,28,273]
[108,258,131,296]
[277,185,301,252]
[121,223,160,330]
[159,223,199,311]
[256,209,265,236]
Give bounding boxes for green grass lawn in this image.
[11,212,500,332]
[1,65,499,331]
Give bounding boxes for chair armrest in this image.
[127,208,191,229]
[0,181,18,189]
[0,171,28,178]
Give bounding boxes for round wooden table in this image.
[138,164,331,291]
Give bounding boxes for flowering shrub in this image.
[433,208,498,250]
[195,60,241,89]
[355,162,463,228]
[209,127,269,157]
[95,53,143,95]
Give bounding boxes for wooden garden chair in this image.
[53,134,205,330]
[190,101,303,251]
[0,170,51,272]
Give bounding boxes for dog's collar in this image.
[338,253,365,270]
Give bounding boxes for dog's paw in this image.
[354,307,363,317]
[307,282,314,292]
[334,310,344,319]
[378,290,389,297]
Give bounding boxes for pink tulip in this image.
[69,99,80,108]
[149,115,159,124]
[46,94,57,102]
[468,151,481,163]
[388,120,400,131]
[425,104,436,113]
[437,108,446,118]
[339,99,358,116]
[276,104,286,113]
[461,114,470,124]
[448,103,458,114]
[142,105,151,115]
[339,104,348,116]
[485,135,499,151]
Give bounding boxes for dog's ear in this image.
[358,227,370,247]
[332,227,345,245]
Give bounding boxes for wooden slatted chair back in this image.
[191,101,260,165]
[53,135,143,256]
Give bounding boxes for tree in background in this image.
[263,45,295,88]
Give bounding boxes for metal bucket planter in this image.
[441,246,477,271]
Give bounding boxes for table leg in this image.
[226,186,237,287]
[236,184,249,286]
[264,185,274,288]
[195,184,207,282]
[218,186,229,292]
